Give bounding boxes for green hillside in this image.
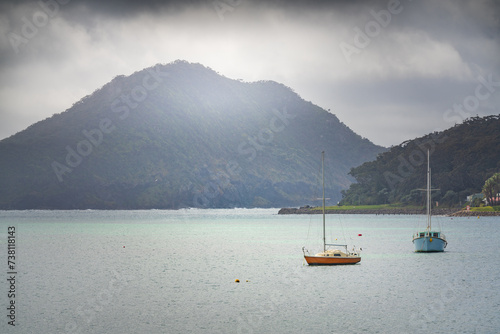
[339,115,500,207]
[0,60,385,209]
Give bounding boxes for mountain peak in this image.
[0,61,385,209]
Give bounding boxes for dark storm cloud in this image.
[0,0,499,146]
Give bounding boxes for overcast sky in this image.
[0,0,499,147]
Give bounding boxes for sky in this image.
[0,0,499,147]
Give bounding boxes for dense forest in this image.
[0,60,385,209]
[339,115,500,207]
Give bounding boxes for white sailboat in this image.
[302,151,361,265]
[412,150,447,252]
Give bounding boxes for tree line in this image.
[339,115,500,208]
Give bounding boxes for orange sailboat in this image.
[302,152,361,265]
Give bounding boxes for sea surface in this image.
[0,209,499,334]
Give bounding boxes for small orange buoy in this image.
[235,279,240,283]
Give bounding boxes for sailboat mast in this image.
[322,151,326,252]
[427,149,431,230]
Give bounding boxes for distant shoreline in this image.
[278,207,500,216]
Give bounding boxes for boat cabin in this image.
[315,249,347,257]
[415,231,442,239]
[315,249,359,257]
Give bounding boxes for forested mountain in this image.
[0,60,385,209]
[340,115,500,207]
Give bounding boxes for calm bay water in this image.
[0,209,499,334]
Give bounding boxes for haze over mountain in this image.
[1,1,499,147]
[0,60,385,209]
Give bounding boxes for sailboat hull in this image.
[304,255,361,265]
[413,236,446,252]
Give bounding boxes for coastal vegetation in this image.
[482,172,500,206]
[469,206,500,212]
[339,115,500,209]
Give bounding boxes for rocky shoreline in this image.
[277,207,500,216]
[448,210,500,217]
